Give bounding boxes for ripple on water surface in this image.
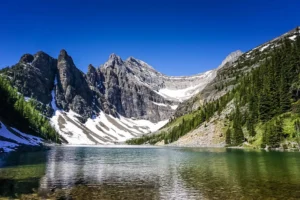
[0,146,300,199]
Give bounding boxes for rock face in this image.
[98,54,175,122]
[1,27,299,145]
[95,54,218,122]
[1,49,238,143]
[217,50,242,69]
[55,50,93,120]
[2,49,232,123]
[6,51,57,104]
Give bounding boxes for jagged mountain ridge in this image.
[174,27,300,118]
[151,26,300,148]
[1,27,299,146]
[1,49,239,144]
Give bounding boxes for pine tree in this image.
[225,128,231,145]
[232,104,244,145]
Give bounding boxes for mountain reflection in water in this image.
[0,146,300,199]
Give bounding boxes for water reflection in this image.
[0,151,47,198]
[39,147,191,199]
[1,147,300,199]
[179,148,300,199]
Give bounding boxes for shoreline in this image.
[2,142,300,154]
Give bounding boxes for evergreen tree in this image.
[232,104,244,145]
[225,128,231,145]
[0,76,59,142]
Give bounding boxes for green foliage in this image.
[232,35,300,148]
[0,76,59,142]
[294,120,300,147]
[225,128,231,145]
[231,104,244,145]
[291,100,300,113]
[262,120,284,148]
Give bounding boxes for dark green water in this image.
[0,146,300,200]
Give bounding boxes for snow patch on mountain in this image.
[171,105,178,110]
[0,121,42,152]
[156,70,215,102]
[289,35,297,41]
[51,76,59,112]
[158,84,203,101]
[260,44,270,52]
[152,102,168,107]
[50,110,168,145]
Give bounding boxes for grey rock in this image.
[56,49,93,120]
[6,51,57,105]
[3,50,237,123]
[99,54,176,122]
[20,54,34,64]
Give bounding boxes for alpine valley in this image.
[1,27,300,152]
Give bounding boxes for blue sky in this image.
[0,0,299,76]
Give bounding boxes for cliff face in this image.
[55,50,93,120]
[1,49,221,144]
[6,52,57,105]
[98,54,174,122]
[96,54,221,122]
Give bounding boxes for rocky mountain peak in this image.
[126,57,145,66]
[88,64,96,72]
[127,56,138,63]
[87,64,98,86]
[35,51,50,57]
[125,56,157,74]
[105,53,123,67]
[127,56,148,63]
[19,54,34,64]
[109,53,118,59]
[59,49,68,57]
[218,50,243,69]
[57,49,78,72]
[126,56,145,68]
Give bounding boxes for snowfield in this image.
[155,70,215,102]
[50,75,169,145]
[0,121,43,153]
[50,110,168,145]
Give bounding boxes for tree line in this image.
[226,34,300,148]
[0,76,59,142]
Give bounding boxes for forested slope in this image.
[127,28,300,149]
[0,76,59,143]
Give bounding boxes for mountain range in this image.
[0,26,300,149]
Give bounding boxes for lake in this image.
[0,146,300,199]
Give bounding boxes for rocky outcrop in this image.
[19,54,34,63]
[217,50,242,69]
[6,51,57,104]
[55,50,93,120]
[99,54,174,122]
[3,47,237,125]
[2,49,223,123]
